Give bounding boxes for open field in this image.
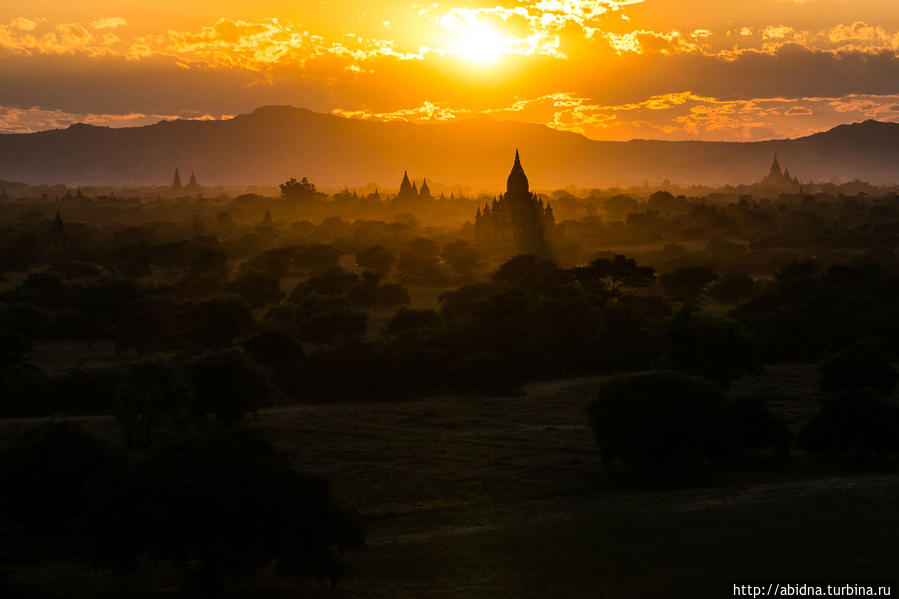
[2,366,898,598]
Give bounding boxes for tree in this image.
[115,357,195,449]
[441,240,482,276]
[183,296,254,349]
[492,254,559,288]
[242,330,305,396]
[295,244,342,271]
[665,308,761,387]
[817,339,896,396]
[295,308,368,345]
[0,420,121,536]
[587,371,738,475]
[660,266,718,304]
[602,194,639,221]
[385,308,441,335]
[216,210,233,228]
[397,238,450,287]
[801,390,899,459]
[289,268,360,301]
[708,271,757,304]
[89,428,362,594]
[355,245,395,276]
[569,255,655,305]
[280,176,317,200]
[185,349,272,424]
[229,270,284,308]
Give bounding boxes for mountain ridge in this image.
[1,106,898,188]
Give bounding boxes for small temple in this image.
[393,171,434,209]
[760,154,800,192]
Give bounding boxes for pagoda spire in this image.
[768,154,782,179]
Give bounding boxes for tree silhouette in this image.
[280,177,317,200]
[661,266,717,304]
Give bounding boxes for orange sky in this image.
[2,0,899,140]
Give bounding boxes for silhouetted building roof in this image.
[475,150,553,256]
[506,149,529,195]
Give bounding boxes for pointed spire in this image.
[507,148,529,194]
[768,154,782,179]
[172,168,182,189]
[50,209,66,243]
[398,170,414,197]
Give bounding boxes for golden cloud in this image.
[90,17,127,30]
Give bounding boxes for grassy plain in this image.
[2,366,898,598]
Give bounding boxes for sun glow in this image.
[451,19,507,65]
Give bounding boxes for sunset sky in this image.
[2,0,899,140]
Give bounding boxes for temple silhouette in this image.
[760,154,800,192]
[171,168,202,193]
[475,150,554,255]
[393,171,432,210]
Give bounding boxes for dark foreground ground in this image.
[2,365,898,598]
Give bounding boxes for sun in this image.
[454,20,506,65]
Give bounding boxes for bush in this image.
[184,349,273,424]
[182,295,254,350]
[229,270,284,308]
[665,308,761,387]
[0,420,121,536]
[586,371,738,475]
[49,366,120,416]
[800,390,899,459]
[242,330,305,397]
[708,272,757,304]
[1,423,362,594]
[660,266,717,304]
[385,308,441,335]
[89,428,362,593]
[115,357,195,449]
[355,245,394,276]
[733,396,792,456]
[0,363,51,417]
[817,340,896,396]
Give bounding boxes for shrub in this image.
[182,295,254,350]
[242,330,305,397]
[0,420,121,536]
[665,308,761,387]
[385,308,441,335]
[115,357,195,449]
[184,348,273,424]
[708,272,757,304]
[733,396,792,456]
[229,270,284,308]
[800,390,899,459]
[355,245,394,276]
[89,428,362,593]
[817,340,896,396]
[660,266,717,304]
[0,363,51,417]
[586,371,738,475]
[49,366,120,416]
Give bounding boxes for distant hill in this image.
[1,106,898,188]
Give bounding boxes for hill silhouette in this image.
[1,106,898,188]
